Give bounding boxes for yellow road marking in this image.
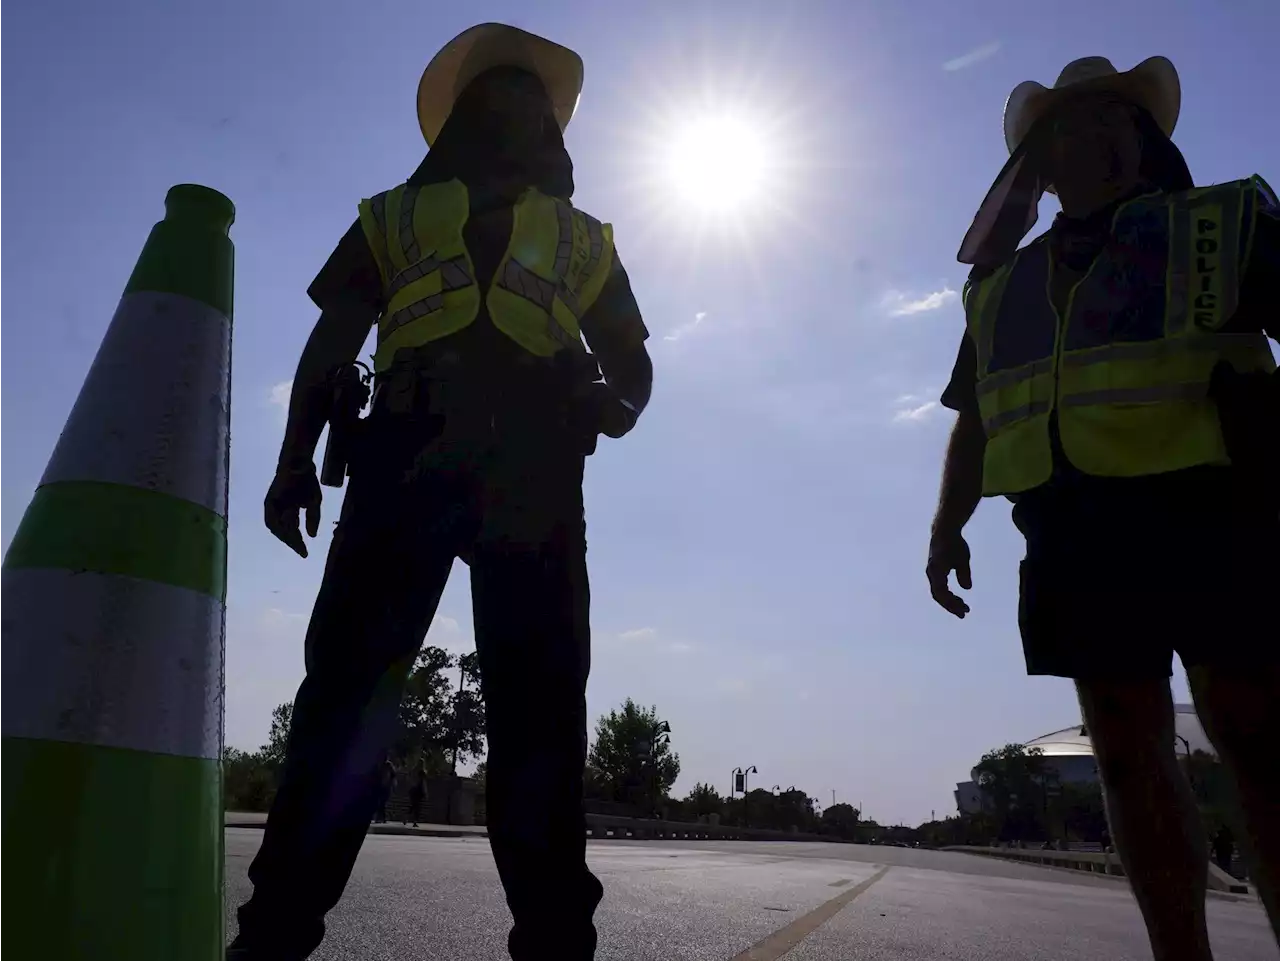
[729,866,890,960]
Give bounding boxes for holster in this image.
[319,364,373,488]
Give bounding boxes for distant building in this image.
[954,704,1213,812]
[954,780,983,815]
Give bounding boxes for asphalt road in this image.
[225,829,1277,960]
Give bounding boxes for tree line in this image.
[224,647,486,811]
[581,699,866,839]
[225,686,865,837]
[231,688,1241,854]
[908,742,1245,853]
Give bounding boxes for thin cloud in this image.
[618,627,657,641]
[891,390,944,424]
[429,613,475,654]
[882,287,958,317]
[943,41,1001,72]
[664,310,707,342]
[268,381,292,420]
[893,401,941,423]
[615,627,692,654]
[716,677,752,696]
[263,607,306,628]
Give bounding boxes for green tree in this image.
[684,782,723,819]
[261,702,293,770]
[973,743,1051,841]
[445,651,486,773]
[1056,780,1107,842]
[396,646,453,760]
[772,788,818,832]
[821,802,861,840]
[388,646,488,773]
[222,747,275,812]
[587,699,680,813]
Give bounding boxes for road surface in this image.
[225,829,1277,960]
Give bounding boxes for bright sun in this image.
[662,112,773,213]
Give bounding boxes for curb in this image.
[947,846,1252,897]
[225,819,486,840]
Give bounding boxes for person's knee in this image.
[1189,664,1280,764]
[1077,678,1179,788]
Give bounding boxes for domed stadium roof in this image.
[1024,703,1215,757]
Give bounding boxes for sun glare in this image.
[617,56,822,251]
[663,113,772,213]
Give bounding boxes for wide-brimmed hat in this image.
[416,23,584,146]
[1002,55,1181,155]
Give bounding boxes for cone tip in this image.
[164,184,236,234]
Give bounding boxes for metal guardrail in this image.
[944,845,1249,894]
[944,845,1124,875]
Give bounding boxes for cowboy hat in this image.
[1002,55,1181,155]
[416,23,585,146]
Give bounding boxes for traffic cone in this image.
[2,184,235,960]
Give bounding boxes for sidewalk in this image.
[225,811,488,839]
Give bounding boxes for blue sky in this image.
[4,0,1277,826]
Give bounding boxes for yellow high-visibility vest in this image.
[965,175,1277,496]
[358,179,616,372]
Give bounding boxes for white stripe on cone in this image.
[41,290,231,517]
[1,567,223,760]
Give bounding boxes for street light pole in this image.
[450,660,466,777]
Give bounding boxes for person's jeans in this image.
[232,399,603,960]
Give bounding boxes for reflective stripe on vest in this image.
[965,176,1276,495]
[358,180,615,371]
[488,188,613,356]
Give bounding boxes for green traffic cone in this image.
[2,184,235,960]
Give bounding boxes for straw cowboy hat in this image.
[417,23,585,145]
[1002,55,1182,155]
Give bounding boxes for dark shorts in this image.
[1012,467,1278,680]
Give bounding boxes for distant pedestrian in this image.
[1212,826,1235,876]
[376,759,397,823]
[406,759,429,827]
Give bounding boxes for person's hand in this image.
[927,527,972,618]
[584,382,639,439]
[264,462,322,558]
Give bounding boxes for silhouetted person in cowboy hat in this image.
[230,23,652,961]
[928,55,1279,959]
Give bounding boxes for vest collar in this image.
[1048,182,1164,269]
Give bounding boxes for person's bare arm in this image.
[932,406,987,538]
[928,326,987,618]
[926,408,986,618]
[266,220,385,557]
